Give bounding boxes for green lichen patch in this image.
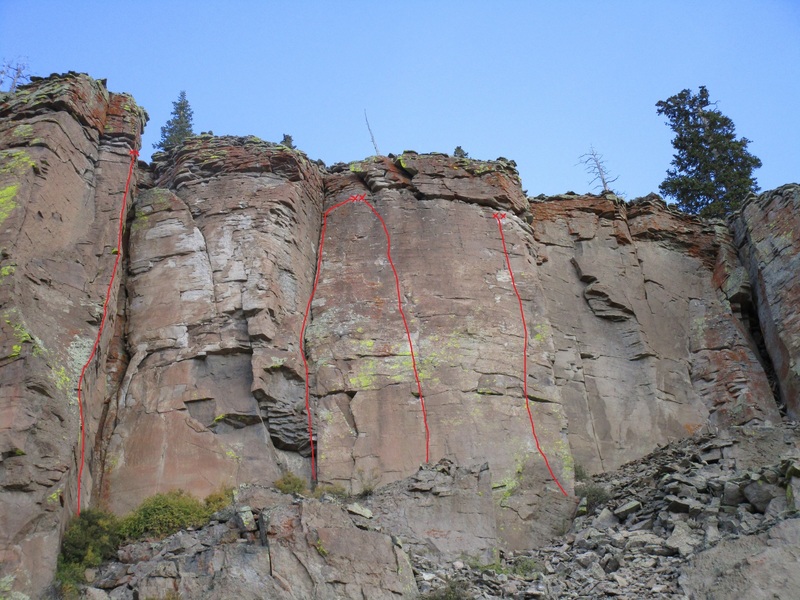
[348,357,378,389]
[150,188,173,210]
[0,184,19,225]
[52,366,71,392]
[12,124,34,138]
[492,451,529,506]
[131,206,150,232]
[531,323,549,344]
[0,149,36,175]
[4,314,33,359]
[0,573,30,600]
[0,264,15,283]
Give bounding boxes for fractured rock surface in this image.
[733,183,800,417]
[531,193,780,478]
[85,489,416,599]
[414,423,800,599]
[103,136,325,514]
[0,73,797,597]
[313,156,575,550]
[0,73,146,596]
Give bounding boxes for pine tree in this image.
[656,86,762,218]
[154,91,195,151]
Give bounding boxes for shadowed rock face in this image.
[733,184,800,418]
[0,73,147,596]
[0,74,795,598]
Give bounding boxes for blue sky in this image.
[2,1,798,198]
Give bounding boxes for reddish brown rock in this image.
[0,72,146,597]
[351,151,529,212]
[267,501,417,599]
[531,192,779,477]
[102,136,325,514]
[733,184,800,417]
[1,74,797,597]
[360,459,501,563]
[311,159,574,551]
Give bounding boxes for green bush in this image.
[466,556,540,578]
[56,490,230,595]
[575,482,610,514]
[419,578,473,599]
[56,509,121,593]
[117,490,211,539]
[510,556,542,577]
[274,472,307,495]
[203,486,234,514]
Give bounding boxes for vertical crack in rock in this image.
[102,136,326,514]
[2,75,799,599]
[732,184,800,418]
[532,192,781,480]
[0,73,147,597]
[315,156,575,550]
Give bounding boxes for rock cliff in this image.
[0,73,146,595]
[0,73,797,598]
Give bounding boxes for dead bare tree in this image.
[364,109,380,156]
[0,58,31,92]
[579,145,619,193]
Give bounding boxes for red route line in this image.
[492,212,568,497]
[299,194,430,481]
[76,148,139,514]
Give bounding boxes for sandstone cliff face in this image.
[0,73,146,594]
[0,74,796,598]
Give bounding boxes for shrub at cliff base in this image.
[57,489,232,594]
[56,509,121,596]
[274,471,307,495]
[118,489,221,539]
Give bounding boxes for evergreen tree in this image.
[154,91,195,151]
[656,86,762,218]
[453,146,469,158]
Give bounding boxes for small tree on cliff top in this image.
[154,90,195,151]
[656,86,761,218]
[0,57,31,92]
[579,145,618,194]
